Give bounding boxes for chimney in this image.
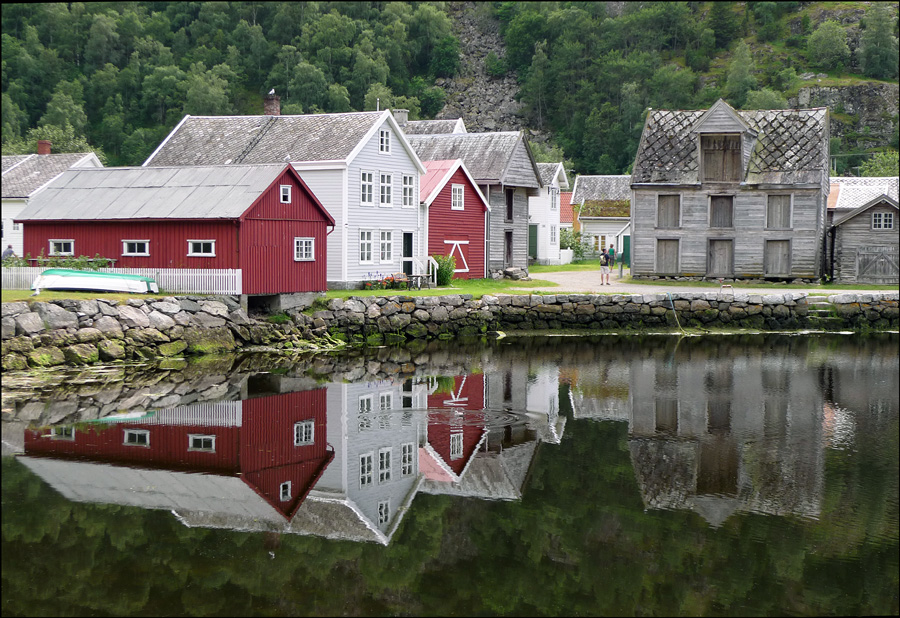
[37,140,52,155]
[392,108,408,127]
[264,93,281,116]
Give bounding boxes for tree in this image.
[1,93,27,143]
[859,3,899,80]
[363,83,393,111]
[520,41,550,129]
[859,151,899,177]
[725,41,757,108]
[807,20,850,70]
[183,63,232,116]
[707,2,740,49]
[2,123,104,163]
[38,80,88,135]
[745,88,788,110]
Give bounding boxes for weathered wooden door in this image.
[857,246,899,284]
[656,239,679,274]
[707,239,733,277]
[764,240,791,276]
[504,231,513,267]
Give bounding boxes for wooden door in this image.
[764,240,791,276]
[402,232,413,276]
[857,246,899,284]
[528,225,537,259]
[656,239,679,274]
[707,239,733,277]
[504,231,513,267]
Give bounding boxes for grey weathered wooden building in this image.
[830,194,898,284]
[630,99,830,281]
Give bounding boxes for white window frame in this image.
[12,222,20,231]
[280,184,291,203]
[379,129,391,154]
[360,171,374,205]
[124,429,150,447]
[872,212,894,230]
[359,230,373,264]
[294,419,315,446]
[450,431,463,460]
[360,452,374,487]
[280,481,292,501]
[379,173,393,207]
[378,447,392,483]
[51,426,75,441]
[188,434,216,452]
[379,230,393,263]
[402,175,415,208]
[122,240,150,257]
[379,392,393,411]
[49,239,74,256]
[551,187,559,211]
[377,500,390,525]
[187,240,216,257]
[294,237,314,261]
[550,225,557,245]
[451,184,465,210]
[358,394,373,432]
[401,442,415,477]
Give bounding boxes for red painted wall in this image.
[428,169,487,279]
[240,389,329,472]
[426,374,486,476]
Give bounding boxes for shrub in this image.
[432,254,456,286]
[485,51,507,77]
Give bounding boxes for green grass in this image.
[324,276,560,300]
[1,289,171,304]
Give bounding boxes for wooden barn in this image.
[15,164,334,300]
[421,159,490,279]
[829,194,898,284]
[630,99,830,281]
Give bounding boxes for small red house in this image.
[421,159,490,279]
[15,164,334,295]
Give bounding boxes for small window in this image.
[402,175,415,208]
[702,134,742,182]
[380,230,393,262]
[360,452,374,487]
[872,212,894,230]
[766,195,792,229]
[188,240,215,257]
[13,222,21,231]
[188,434,216,452]
[380,173,393,207]
[506,188,514,220]
[550,225,557,244]
[359,394,373,432]
[280,185,291,203]
[124,429,149,447]
[657,195,681,228]
[401,442,415,477]
[359,231,373,263]
[49,239,74,256]
[122,240,149,256]
[361,171,374,205]
[551,187,559,211]
[280,481,292,501]
[378,500,390,525]
[450,431,463,460]
[379,392,393,411]
[710,196,734,228]
[379,129,391,153]
[294,420,314,446]
[451,184,464,210]
[378,447,392,483]
[294,237,314,261]
[51,426,75,441]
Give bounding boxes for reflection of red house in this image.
[423,374,488,481]
[421,159,490,279]
[24,390,333,519]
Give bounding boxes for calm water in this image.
[2,333,898,617]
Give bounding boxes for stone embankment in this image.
[2,292,897,370]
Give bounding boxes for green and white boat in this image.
[31,269,159,294]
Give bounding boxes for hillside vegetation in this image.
[1,1,897,174]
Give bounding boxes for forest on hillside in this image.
[2,2,898,174]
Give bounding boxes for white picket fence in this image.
[2,267,242,295]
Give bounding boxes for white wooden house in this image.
[528,162,568,265]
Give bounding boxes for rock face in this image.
[790,83,899,151]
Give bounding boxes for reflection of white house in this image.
[528,163,568,265]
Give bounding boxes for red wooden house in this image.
[15,164,334,296]
[421,159,490,279]
[422,373,488,482]
[24,390,333,520]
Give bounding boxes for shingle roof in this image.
[828,176,899,210]
[403,118,466,134]
[144,112,388,166]
[632,100,829,187]
[2,152,100,198]
[560,192,574,224]
[536,162,569,188]
[571,175,631,203]
[406,132,537,185]
[17,164,299,221]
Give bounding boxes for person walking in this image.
[2,244,15,260]
[608,244,616,267]
[599,248,611,285]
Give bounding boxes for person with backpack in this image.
[600,248,611,285]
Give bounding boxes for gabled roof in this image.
[828,176,899,210]
[560,192,574,224]
[832,194,899,227]
[571,175,631,204]
[536,162,569,189]
[632,99,829,187]
[143,110,425,173]
[406,131,542,188]
[403,118,467,134]
[2,152,102,199]
[420,159,490,211]
[17,164,333,225]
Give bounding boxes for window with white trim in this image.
[380,392,393,411]
[873,212,894,229]
[124,429,149,446]
[402,175,415,207]
[294,237,314,261]
[294,419,314,446]
[401,442,415,477]
[550,225,557,244]
[380,173,393,206]
[51,426,75,440]
[359,394,373,431]
[380,230,393,263]
[360,452,374,487]
[13,222,20,231]
[551,187,559,211]
[188,240,215,257]
[361,171,374,205]
[280,185,291,203]
[49,239,74,256]
[450,431,463,460]
[379,129,391,153]
[280,481,292,501]
[359,230,373,263]
[378,447,392,483]
[378,500,390,525]
[122,240,149,256]
[451,184,464,210]
[188,434,216,452]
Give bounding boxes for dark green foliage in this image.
[859,3,900,80]
[432,254,456,286]
[430,36,460,78]
[708,1,741,49]
[484,51,507,77]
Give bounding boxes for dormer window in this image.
[379,129,391,153]
[702,135,742,182]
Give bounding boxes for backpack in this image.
[600,253,609,266]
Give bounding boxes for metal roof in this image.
[1,152,101,198]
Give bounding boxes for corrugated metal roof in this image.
[1,152,100,198]
[571,175,631,203]
[420,159,458,203]
[407,132,529,184]
[829,176,899,210]
[17,164,291,221]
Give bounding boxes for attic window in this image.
[379,129,391,154]
[451,184,464,210]
[872,212,894,230]
[280,185,291,203]
[702,135,742,182]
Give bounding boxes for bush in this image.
[485,51,507,77]
[432,254,456,286]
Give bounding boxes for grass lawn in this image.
[323,276,559,300]
[1,289,172,304]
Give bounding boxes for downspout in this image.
[828,225,836,282]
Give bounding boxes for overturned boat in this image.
[31,269,159,294]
